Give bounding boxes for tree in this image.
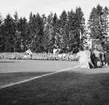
[43,13,53,52]
[0,14,4,52]
[88,5,109,50]
[52,13,61,48]
[88,5,109,40]
[28,13,44,52]
[102,6,109,51]
[75,7,85,41]
[17,17,28,52]
[59,10,68,51]
[13,12,21,52]
[102,6,109,36]
[3,14,16,52]
[67,8,85,52]
[66,10,76,51]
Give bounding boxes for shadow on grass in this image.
[0,71,109,105]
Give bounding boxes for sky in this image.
[0,0,109,22]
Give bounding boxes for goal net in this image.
[90,39,103,50]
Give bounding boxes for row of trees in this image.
[0,4,109,53]
[88,5,109,51]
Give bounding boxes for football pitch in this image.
[1,60,109,105]
[0,60,78,87]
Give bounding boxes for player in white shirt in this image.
[76,47,94,69]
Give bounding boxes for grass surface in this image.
[0,60,78,73]
[0,72,50,86]
[0,60,78,87]
[1,60,109,105]
[0,70,109,105]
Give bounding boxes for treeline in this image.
[0,4,109,53]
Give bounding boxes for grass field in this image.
[0,60,78,87]
[0,60,109,105]
[0,59,78,73]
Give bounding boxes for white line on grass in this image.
[0,65,79,89]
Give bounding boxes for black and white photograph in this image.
[0,0,109,105]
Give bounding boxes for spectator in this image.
[92,48,102,68]
[104,51,109,66]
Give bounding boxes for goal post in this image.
[90,39,103,50]
[83,38,103,50]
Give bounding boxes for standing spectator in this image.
[104,51,109,66]
[90,49,97,68]
[93,48,102,68]
[23,49,32,59]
